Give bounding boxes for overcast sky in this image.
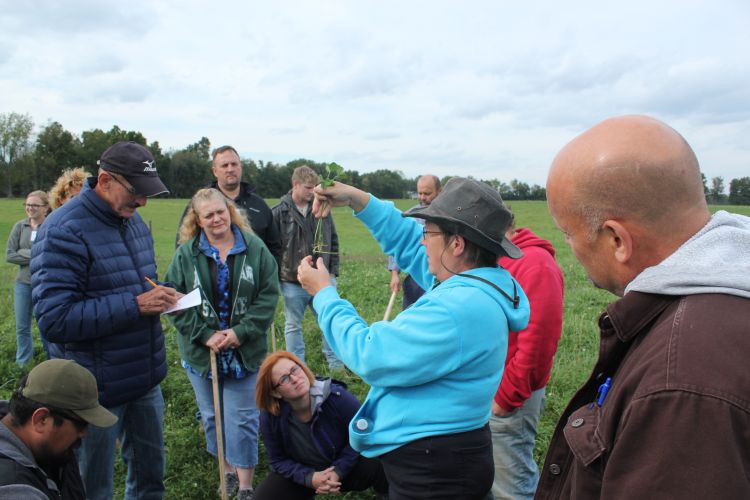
[1,0,748,187]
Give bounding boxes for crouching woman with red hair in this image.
[254,352,388,499]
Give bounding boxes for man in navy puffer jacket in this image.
[30,142,179,500]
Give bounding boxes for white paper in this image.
[163,288,201,315]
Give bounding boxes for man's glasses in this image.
[109,173,138,196]
[273,365,301,389]
[51,409,89,432]
[24,203,46,209]
[422,228,443,239]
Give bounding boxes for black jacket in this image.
[176,181,281,264]
[272,192,339,283]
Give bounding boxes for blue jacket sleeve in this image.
[31,224,141,342]
[355,197,433,291]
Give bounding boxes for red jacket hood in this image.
[500,227,555,267]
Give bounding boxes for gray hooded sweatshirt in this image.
[626,210,750,298]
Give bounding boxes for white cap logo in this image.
[143,160,157,172]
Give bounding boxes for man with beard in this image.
[0,359,117,500]
[272,165,344,370]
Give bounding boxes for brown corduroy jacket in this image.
[535,291,750,499]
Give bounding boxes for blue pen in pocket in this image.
[596,377,612,407]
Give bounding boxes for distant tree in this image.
[509,179,530,200]
[184,136,211,161]
[79,125,148,170]
[709,176,727,204]
[362,169,407,198]
[0,112,34,196]
[168,149,211,198]
[729,177,750,205]
[255,160,294,198]
[529,184,547,200]
[701,172,709,197]
[34,121,81,189]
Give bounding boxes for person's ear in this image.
[602,220,633,264]
[31,408,53,433]
[451,235,466,257]
[98,172,110,189]
[270,390,282,400]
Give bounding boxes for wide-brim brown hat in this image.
[404,177,522,259]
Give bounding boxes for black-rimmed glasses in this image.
[422,228,443,239]
[109,173,138,196]
[24,203,46,209]
[273,365,301,389]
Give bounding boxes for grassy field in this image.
[2,197,748,499]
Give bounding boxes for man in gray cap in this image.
[0,359,117,500]
[30,141,179,500]
[297,177,530,499]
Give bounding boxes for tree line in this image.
[2,111,749,204]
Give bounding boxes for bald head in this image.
[548,115,708,236]
[417,174,441,206]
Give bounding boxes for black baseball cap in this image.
[98,141,169,197]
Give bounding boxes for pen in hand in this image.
[145,276,159,288]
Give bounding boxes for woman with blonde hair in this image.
[49,167,89,209]
[166,188,280,500]
[6,190,50,364]
[254,351,388,499]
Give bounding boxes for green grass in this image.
[2,198,749,498]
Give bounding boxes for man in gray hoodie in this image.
[535,115,750,499]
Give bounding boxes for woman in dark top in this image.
[254,351,387,499]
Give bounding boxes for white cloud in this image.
[0,0,748,188]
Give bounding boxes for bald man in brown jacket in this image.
[535,115,750,499]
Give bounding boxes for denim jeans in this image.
[489,387,546,500]
[281,280,343,369]
[186,369,259,468]
[77,385,165,500]
[14,281,33,365]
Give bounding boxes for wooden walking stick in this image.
[383,289,397,321]
[210,350,228,500]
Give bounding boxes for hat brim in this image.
[404,207,523,259]
[73,405,118,428]
[126,175,170,197]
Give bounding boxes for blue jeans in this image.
[281,280,343,369]
[186,369,259,468]
[489,387,546,500]
[14,281,33,365]
[77,385,165,500]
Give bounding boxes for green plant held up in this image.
[312,162,344,260]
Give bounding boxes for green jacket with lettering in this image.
[165,230,279,375]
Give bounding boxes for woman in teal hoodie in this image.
[298,177,530,499]
[167,188,279,500]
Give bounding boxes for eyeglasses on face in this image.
[109,173,138,196]
[273,365,301,389]
[24,203,46,209]
[421,228,443,239]
[51,409,89,432]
